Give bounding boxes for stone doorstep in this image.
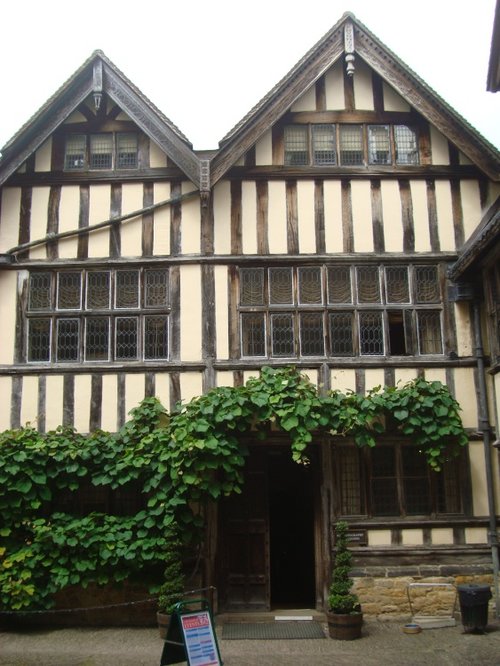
[216,609,326,625]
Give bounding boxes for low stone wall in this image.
[353,573,494,620]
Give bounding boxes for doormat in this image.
[222,621,325,640]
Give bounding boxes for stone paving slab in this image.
[1,620,500,666]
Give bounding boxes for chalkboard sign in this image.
[160,599,222,666]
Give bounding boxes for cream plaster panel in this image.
[364,369,385,392]
[241,181,258,254]
[460,180,482,242]
[58,186,80,258]
[459,152,473,165]
[465,526,487,544]
[382,83,410,111]
[352,60,374,110]
[180,265,202,361]
[29,187,51,260]
[20,376,39,427]
[434,181,455,251]
[453,367,477,428]
[431,528,454,545]
[255,129,273,166]
[88,185,111,258]
[394,368,419,386]
[150,141,168,168]
[291,85,316,112]
[325,63,345,110]
[35,139,52,172]
[267,181,287,254]
[454,303,473,356]
[469,441,489,516]
[0,188,21,252]
[125,374,145,422]
[368,530,391,546]
[116,111,133,121]
[153,183,171,256]
[351,181,373,252]
[401,529,423,546]
[297,181,315,254]
[323,181,343,253]
[423,368,446,384]
[381,180,403,252]
[217,371,235,388]
[180,372,203,404]
[0,272,16,364]
[181,182,201,255]
[330,369,356,393]
[154,373,170,411]
[213,181,231,255]
[73,375,92,434]
[0,377,11,430]
[64,110,87,123]
[101,375,118,432]
[244,370,260,383]
[410,180,431,252]
[430,126,450,165]
[45,376,64,431]
[121,183,143,257]
[215,266,229,360]
[302,369,318,388]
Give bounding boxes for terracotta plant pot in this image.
[156,611,171,639]
[326,611,363,640]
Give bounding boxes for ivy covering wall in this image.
[0,367,467,610]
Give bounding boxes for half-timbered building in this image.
[0,13,499,616]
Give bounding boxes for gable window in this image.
[334,442,465,518]
[26,268,169,363]
[284,123,418,166]
[239,264,443,358]
[64,132,138,171]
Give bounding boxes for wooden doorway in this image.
[217,445,316,611]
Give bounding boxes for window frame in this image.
[64,132,138,171]
[26,268,170,364]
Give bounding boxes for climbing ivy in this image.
[0,366,468,610]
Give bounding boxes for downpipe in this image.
[472,301,500,619]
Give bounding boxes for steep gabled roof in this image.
[210,12,500,186]
[0,51,201,188]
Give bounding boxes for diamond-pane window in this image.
[359,311,384,355]
[368,125,391,164]
[56,319,80,361]
[241,313,266,357]
[240,268,264,306]
[356,266,381,303]
[269,268,293,305]
[299,312,324,356]
[298,267,322,304]
[284,126,308,165]
[385,266,409,303]
[87,272,111,309]
[116,317,138,360]
[90,134,113,169]
[57,273,82,310]
[85,317,110,361]
[144,270,168,307]
[415,266,440,303]
[328,266,352,304]
[144,316,169,359]
[117,133,138,169]
[395,125,418,164]
[271,313,294,356]
[116,271,139,308]
[312,124,336,164]
[329,312,354,355]
[64,135,86,170]
[29,272,52,311]
[28,319,51,362]
[338,447,363,515]
[339,125,363,165]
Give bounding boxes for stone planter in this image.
[326,611,363,640]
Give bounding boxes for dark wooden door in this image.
[218,450,270,611]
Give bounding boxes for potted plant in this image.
[326,520,363,640]
[156,528,185,639]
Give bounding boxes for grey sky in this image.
[1,0,499,152]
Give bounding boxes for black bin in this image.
[457,584,492,632]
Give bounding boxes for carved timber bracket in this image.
[200,159,211,207]
[93,60,103,111]
[344,22,355,77]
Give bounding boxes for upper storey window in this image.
[64,133,138,171]
[284,124,418,167]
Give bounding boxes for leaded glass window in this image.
[300,312,324,356]
[395,125,419,164]
[56,319,80,362]
[57,273,82,310]
[312,124,336,164]
[368,125,391,164]
[64,132,138,171]
[90,134,113,169]
[339,125,363,165]
[271,313,294,357]
[284,126,308,165]
[117,133,138,169]
[64,135,86,170]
